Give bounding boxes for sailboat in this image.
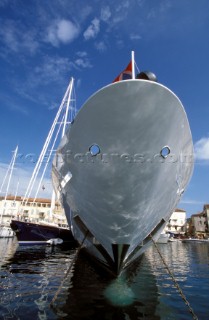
[10,78,76,245]
[0,146,18,238]
[52,52,194,275]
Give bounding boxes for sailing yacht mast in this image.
[62,78,74,137]
[0,145,18,224]
[4,146,18,201]
[50,78,75,217]
[21,78,75,213]
[0,146,18,195]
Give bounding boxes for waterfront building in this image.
[164,209,186,236]
[0,196,21,226]
[203,204,209,234]
[188,212,207,238]
[186,204,209,238]
[0,195,67,227]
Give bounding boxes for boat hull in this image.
[10,220,75,245]
[156,232,170,244]
[52,79,193,274]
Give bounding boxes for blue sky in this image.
[0,0,209,217]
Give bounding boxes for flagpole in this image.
[131,51,135,79]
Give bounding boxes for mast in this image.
[0,147,18,194]
[50,78,74,218]
[0,145,18,224]
[62,78,74,137]
[4,145,18,200]
[22,77,75,205]
[14,180,19,201]
[131,51,135,79]
[20,77,75,226]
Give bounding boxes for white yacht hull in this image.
[52,79,193,275]
[156,232,170,244]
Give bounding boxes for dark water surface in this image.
[0,238,208,319]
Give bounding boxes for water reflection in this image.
[146,241,209,320]
[54,251,160,320]
[0,239,209,319]
[0,237,18,267]
[0,239,76,320]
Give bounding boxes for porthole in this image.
[160,146,170,159]
[89,144,100,156]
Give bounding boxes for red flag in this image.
[113,61,132,82]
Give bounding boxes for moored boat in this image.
[156,232,170,244]
[10,219,75,245]
[52,52,194,275]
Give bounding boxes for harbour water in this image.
[0,238,208,320]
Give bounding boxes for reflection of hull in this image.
[52,79,194,275]
[182,238,209,243]
[0,225,15,238]
[156,233,169,244]
[57,251,160,319]
[10,220,76,245]
[0,238,18,267]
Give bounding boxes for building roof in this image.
[0,195,52,204]
[0,195,22,201]
[191,212,204,218]
[174,208,186,212]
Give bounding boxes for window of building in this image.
[39,212,45,219]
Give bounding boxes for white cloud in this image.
[34,55,92,83]
[130,34,141,40]
[76,51,88,58]
[83,18,100,40]
[180,199,204,205]
[75,58,92,69]
[74,51,92,69]
[46,19,79,47]
[0,20,39,54]
[34,56,73,84]
[57,20,79,43]
[194,137,209,160]
[112,1,131,24]
[101,6,111,22]
[2,23,19,52]
[95,41,107,52]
